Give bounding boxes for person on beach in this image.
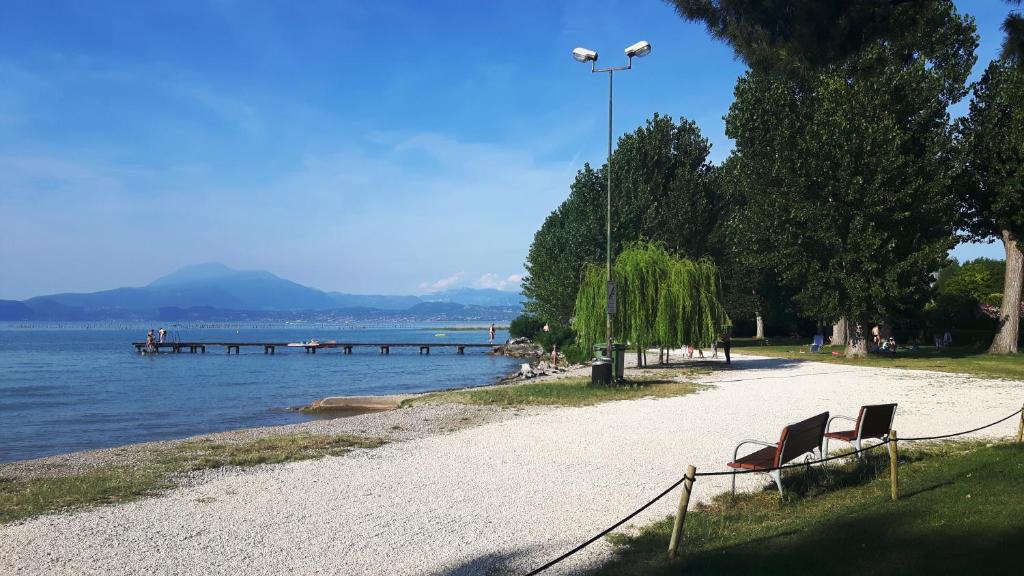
[488,323,496,344]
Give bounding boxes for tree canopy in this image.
[956,59,1024,353]
[572,242,728,355]
[722,6,976,355]
[666,0,975,84]
[522,114,718,325]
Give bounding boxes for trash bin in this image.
[610,343,627,382]
[591,357,612,386]
[593,343,628,383]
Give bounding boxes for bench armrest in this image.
[733,439,776,462]
[826,415,856,433]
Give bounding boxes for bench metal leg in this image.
[770,470,783,496]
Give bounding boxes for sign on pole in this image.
[607,281,617,315]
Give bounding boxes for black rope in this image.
[900,408,1022,441]
[522,474,691,576]
[524,406,1023,575]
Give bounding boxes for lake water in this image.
[0,324,518,463]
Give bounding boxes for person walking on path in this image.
[722,332,731,365]
[488,323,496,345]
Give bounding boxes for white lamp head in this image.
[624,40,652,58]
[572,47,598,63]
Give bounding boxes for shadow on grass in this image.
[599,444,1024,576]
[674,513,1020,576]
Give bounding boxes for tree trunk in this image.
[845,317,869,358]
[989,230,1022,354]
[832,317,848,346]
[755,311,765,340]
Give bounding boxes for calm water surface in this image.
[0,324,517,463]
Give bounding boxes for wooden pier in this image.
[132,342,499,355]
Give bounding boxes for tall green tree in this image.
[522,115,718,324]
[724,12,976,356]
[957,60,1024,354]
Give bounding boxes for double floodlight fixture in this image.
[572,41,651,70]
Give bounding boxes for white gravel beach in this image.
[1,353,1021,575]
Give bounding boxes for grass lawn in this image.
[404,371,705,408]
[598,441,1024,575]
[0,433,383,524]
[732,338,1024,380]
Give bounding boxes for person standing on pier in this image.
[158,327,167,343]
[488,323,496,344]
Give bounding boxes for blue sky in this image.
[0,0,1010,299]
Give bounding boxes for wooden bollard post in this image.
[888,430,899,501]
[1017,404,1023,444]
[668,465,697,560]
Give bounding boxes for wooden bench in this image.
[727,411,829,496]
[824,403,897,458]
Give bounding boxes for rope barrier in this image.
[523,406,1023,575]
[522,475,690,576]
[900,408,1022,442]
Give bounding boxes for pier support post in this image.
[201,346,206,354]
[457,346,465,355]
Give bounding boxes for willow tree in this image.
[573,243,728,366]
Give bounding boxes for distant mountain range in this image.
[1,263,524,321]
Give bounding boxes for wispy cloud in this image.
[472,273,523,291]
[418,272,465,293]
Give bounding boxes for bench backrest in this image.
[812,334,824,347]
[775,411,829,467]
[856,403,897,440]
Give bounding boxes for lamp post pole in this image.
[606,69,613,362]
[573,42,651,378]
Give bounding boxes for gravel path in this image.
[1,354,1021,575]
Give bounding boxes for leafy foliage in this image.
[667,0,976,88]
[572,243,728,353]
[722,7,976,353]
[957,59,1024,353]
[957,60,1024,242]
[522,115,719,324]
[939,258,1006,305]
[508,314,545,340]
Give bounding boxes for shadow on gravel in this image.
[431,548,533,576]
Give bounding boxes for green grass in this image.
[0,434,383,524]
[598,442,1024,576]
[732,338,1024,380]
[404,372,705,408]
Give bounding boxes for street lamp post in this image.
[572,41,651,381]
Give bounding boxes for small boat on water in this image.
[434,333,447,337]
[287,339,321,347]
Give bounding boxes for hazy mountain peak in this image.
[149,263,275,287]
